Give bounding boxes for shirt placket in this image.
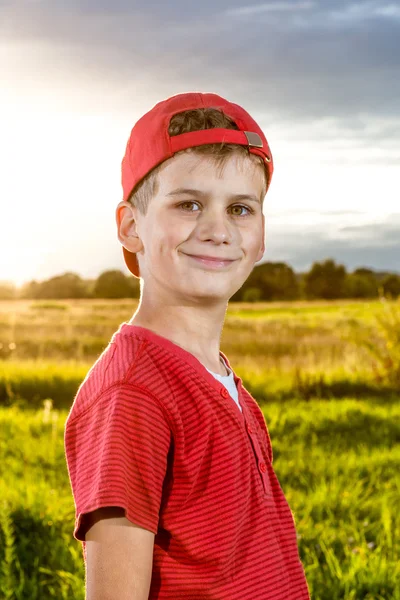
[216,379,272,497]
[242,412,272,496]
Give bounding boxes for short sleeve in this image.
[64,383,172,543]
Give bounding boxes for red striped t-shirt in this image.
[64,323,310,599]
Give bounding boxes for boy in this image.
[64,92,310,599]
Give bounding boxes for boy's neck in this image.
[129,295,228,376]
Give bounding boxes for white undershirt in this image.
[205,357,242,412]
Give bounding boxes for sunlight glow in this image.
[0,99,126,284]
[0,46,398,284]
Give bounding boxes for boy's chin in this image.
[182,282,242,303]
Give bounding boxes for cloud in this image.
[375,4,400,18]
[225,1,315,17]
[2,0,400,126]
[264,217,400,272]
[273,209,366,217]
[338,214,400,244]
[329,1,400,22]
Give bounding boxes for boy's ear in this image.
[255,213,266,262]
[115,201,144,253]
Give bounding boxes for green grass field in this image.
[1,299,399,599]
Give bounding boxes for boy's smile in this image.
[180,252,239,269]
[119,150,266,303]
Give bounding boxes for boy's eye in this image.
[177,202,253,216]
[230,205,252,216]
[178,201,200,211]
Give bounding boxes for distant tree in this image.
[374,270,397,283]
[353,267,376,278]
[296,273,308,299]
[23,273,87,299]
[304,259,347,299]
[34,272,86,299]
[94,270,140,299]
[381,274,400,299]
[344,272,378,299]
[12,263,400,303]
[82,278,96,298]
[232,262,300,301]
[0,282,17,300]
[20,280,40,299]
[242,287,262,303]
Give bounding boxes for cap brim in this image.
[122,247,140,278]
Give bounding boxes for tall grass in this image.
[0,298,399,597]
[0,400,399,599]
[0,298,389,364]
[0,404,85,599]
[0,361,89,409]
[1,298,400,408]
[0,501,22,599]
[347,297,400,387]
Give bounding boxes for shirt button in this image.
[246,423,254,434]
[220,387,229,398]
[259,461,267,473]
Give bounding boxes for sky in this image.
[1,0,400,285]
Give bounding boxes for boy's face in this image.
[119,151,266,303]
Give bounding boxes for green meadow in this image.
[0,298,399,599]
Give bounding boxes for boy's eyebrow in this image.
[166,188,261,204]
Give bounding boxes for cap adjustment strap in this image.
[169,128,271,161]
[243,131,263,148]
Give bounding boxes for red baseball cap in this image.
[120,92,273,277]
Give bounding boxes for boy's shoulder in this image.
[67,323,199,422]
[67,323,149,421]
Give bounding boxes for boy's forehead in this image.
[157,151,266,197]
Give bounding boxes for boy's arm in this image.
[84,507,155,600]
[65,383,172,597]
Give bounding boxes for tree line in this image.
[1,259,400,301]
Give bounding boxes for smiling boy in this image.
[64,92,310,599]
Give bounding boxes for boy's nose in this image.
[195,209,236,244]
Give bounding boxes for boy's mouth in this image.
[182,253,238,269]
